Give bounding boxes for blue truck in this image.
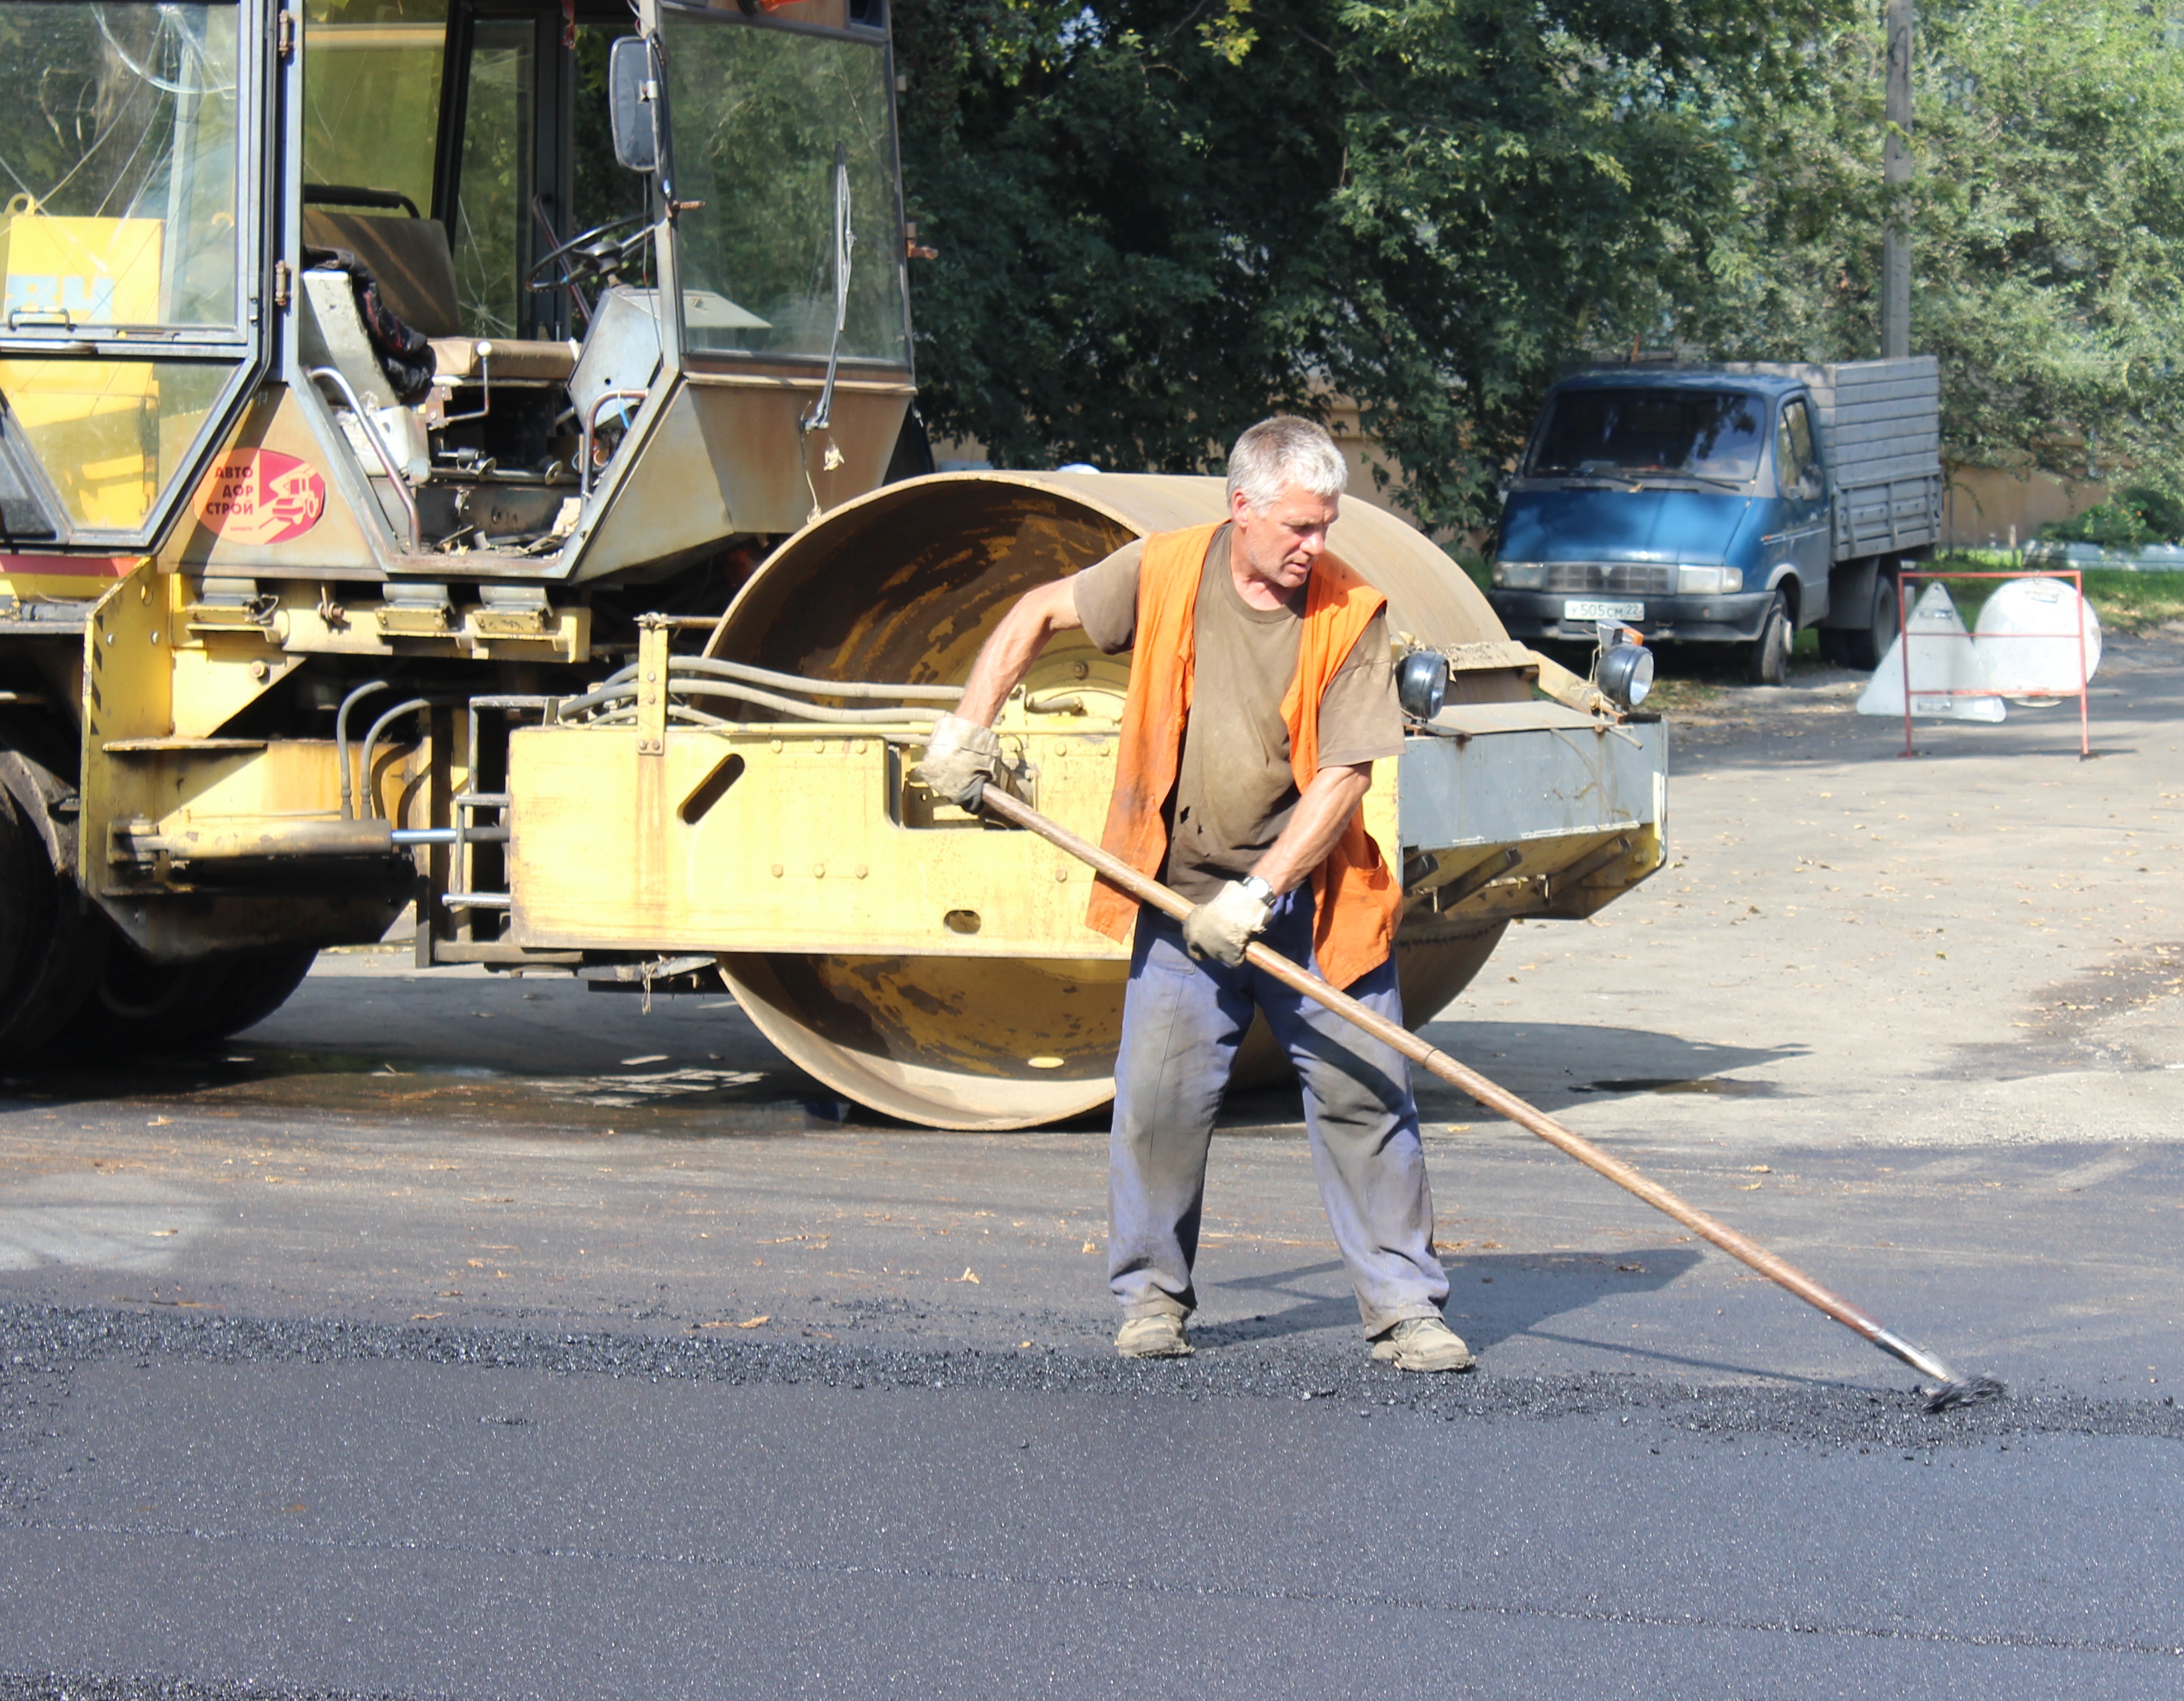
[1485,358,1944,682]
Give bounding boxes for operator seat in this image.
[300,209,580,383]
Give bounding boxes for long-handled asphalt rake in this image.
[980,784,2005,1413]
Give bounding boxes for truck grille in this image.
[1544,563,1679,595]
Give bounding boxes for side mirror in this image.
[609,37,658,173]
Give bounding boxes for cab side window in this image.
[446,13,648,341]
[572,25,649,241]
[303,0,446,223]
[1778,399,1821,498]
[450,16,536,339]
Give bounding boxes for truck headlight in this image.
[1675,565,1743,594]
[1492,560,1547,589]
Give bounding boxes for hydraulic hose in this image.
[357,697,461,819]
[335,680,394,820]
[558,678,940,727]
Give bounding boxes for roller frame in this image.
[488,471,1669,1129]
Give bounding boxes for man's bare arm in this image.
[1249,762,1373,897]
[953,577,1084,726]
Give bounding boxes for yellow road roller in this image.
[0,0,1665,1125]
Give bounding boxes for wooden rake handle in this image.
[979,783,1957,1385]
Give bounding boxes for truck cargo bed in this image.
[1720,356,1943,559]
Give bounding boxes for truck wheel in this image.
[1746,593,1791,686]
[1839,571,1900,671]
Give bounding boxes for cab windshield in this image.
[0,1,241,332]
[660,2,907,366]
[0,2,247,535]
[1528,388,1767,483]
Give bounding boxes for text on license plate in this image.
[1563,599,1644,621]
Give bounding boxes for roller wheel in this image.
[53,934,234,1055]
[0,749,105,1062]
[1746,593,1791,686]
[54,935,318,1056]
[200,948,320,1038]
[0,787,35,1006]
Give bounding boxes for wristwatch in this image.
[1239,875,1275,905]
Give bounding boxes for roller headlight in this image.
[1597,639,1655,710]
[1492,560,1547,589]
[1674,565,1743,594]
[1397,649,1450,721]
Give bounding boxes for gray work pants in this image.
[1107,888,1450,1337]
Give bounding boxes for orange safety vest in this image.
[1084,521,1402,990]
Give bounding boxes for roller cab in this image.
[0,0,919,1045]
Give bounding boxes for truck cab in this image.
[1487,361,1943,683]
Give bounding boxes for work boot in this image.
[1116,1314,1194,1359]
[1369,1316,1475,1373]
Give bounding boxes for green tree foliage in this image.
[2042,483,2184,548]
[1692,2,2184,500]
[892,0,1848,530]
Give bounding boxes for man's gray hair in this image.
[1224,416,1348,513]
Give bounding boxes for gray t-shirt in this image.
[1073,527,1403,902]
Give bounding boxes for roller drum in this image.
[711,472,1517,1130]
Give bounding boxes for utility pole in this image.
[1879,0,1913,358]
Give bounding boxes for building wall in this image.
[1943,466,2106,551]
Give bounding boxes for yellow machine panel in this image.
[165,388,384,574]
[507,724,1128,958]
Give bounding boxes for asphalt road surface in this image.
[0,635,2179,1699]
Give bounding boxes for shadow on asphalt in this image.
[0,1043,873,1137]
[0,1020,1811,1144]
[1272,1021,1809,1118]
[1192,1245,1707,1353]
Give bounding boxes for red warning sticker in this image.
[193,449,327,546]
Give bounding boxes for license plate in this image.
[1563,599,1644,621]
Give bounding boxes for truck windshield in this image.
[659,4,907,366]
[0,2,241,331]
[1528,388,1766,483]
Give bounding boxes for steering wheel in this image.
[525,213,651,295]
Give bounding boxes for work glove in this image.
[910,712,1004,810]
[1181,879,1272,967]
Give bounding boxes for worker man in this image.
[912,416,1470,1372]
